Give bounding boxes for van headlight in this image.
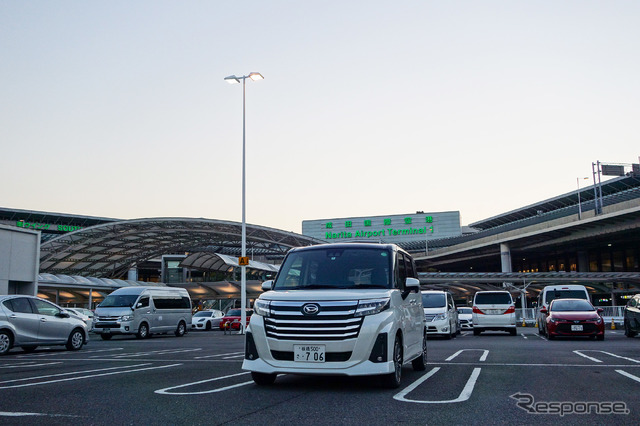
[120,315,133,321]
[253,299,271,317]
[434,313,447,321]
[355,298,390,317]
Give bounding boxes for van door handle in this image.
[40,317,47,322]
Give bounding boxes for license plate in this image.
[294,345,326,363]
[103,328,110,333]
[571,325,583,331]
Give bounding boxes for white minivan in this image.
[94,287,192,340]
[472,290,517,336]
[421,290,459,338]
[242,243,427,388]
[536,284,590,336]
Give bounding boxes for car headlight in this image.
[595,317,603,324]
[120,315,133,321]
[354,298,390,317]
[434,313,447,321]
[253,299,271,317]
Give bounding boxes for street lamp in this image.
[224,72,264,334]
[577,177,589,220]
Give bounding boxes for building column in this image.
[127,268,138,281]
[500,243,512,273]
[577,251,589,272]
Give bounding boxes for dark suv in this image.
[623,293,640,338]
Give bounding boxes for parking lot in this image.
[1,327,639,425]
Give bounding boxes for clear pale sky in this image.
[1,1,638,233]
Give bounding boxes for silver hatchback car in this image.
[0,295,88,355]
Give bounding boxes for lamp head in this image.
[248,72,264,81]
[224,75,241,84]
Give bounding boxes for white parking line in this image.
[616,370,640,383]
[445,349,489,362]
[154,371,252,395]
[0,362,62,369]
[194,351,243,359]
[0,411,83,418]
[0,363,181,389]
[105,348,202,358]
[394,367,482,404]
[574,350,640,364]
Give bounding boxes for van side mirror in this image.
[402,277,420,299]
[262,280,273,291]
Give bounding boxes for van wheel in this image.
[510,328,517,336]
[137,323,149,339]
[175,321,186,337]
[411,331,427,371]
[22,346,38,353]
[0,331,13,355]
[381,335,402,388]
[100,334,113,340]
[251,372,277,385]
[624,321,637,338]
[473,329,481,336]
[66,329,85,351]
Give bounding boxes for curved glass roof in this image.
[39,217,322,277]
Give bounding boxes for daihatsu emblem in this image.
[302,303,320,315]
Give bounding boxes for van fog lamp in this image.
[253,300,271,317]
[355,298,390,317]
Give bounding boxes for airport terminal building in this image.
[1,163,639,309]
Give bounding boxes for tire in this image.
[66,329,85,351]
[100,334,113,340]
[624,320,637,338]
[205,321,212,331]
[596,334,605,341]
[251,371,277,386]
[22,346,38,353]
[411,331,427,371]
[0,331,13,355]
[548,333,555,340]
[137,323,149,339]
[381,335,403,389]
[510,328,517,336]
[175,321,186,337]
[473,329,481,336]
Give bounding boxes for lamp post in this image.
[224,72,264,334]
[576,177,588,220]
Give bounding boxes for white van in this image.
[94,287,192,340]
[472,290,517,336]
[421,290,459,338]
[242,243,427,388]
[536,284,590,335]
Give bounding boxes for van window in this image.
[137,297,150,308]
[475,292,512,305]
[396,253,408,290]
[422,293,446,308]
[153,296,191,310]
[544,290,588,304]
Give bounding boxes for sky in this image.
[1,1,639,234]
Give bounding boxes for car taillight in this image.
[505,305,515,314]
[472,306,484,315]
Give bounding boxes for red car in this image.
[540,298,604,340]
[220,309,253,331]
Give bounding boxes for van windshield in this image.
[99,294,139,308]
[273,247,392,290]
[422,293,446,308]
[545,290,588,304]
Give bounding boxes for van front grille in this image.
[264,300,363,341]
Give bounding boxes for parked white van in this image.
[421,290,459,338]
[242,243,427,388]
[536,284,590,336]
[94,287,192,340]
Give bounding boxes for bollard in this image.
[535,320,538,328]
[611,318,616,330]
[522,318,526,327]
